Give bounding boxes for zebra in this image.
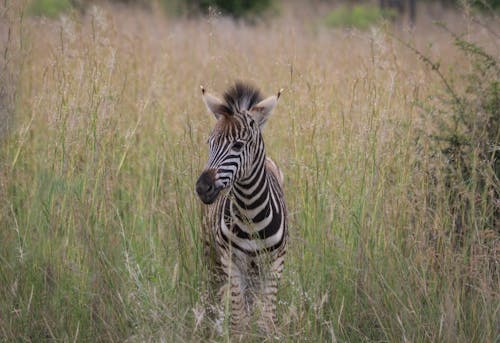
[195,81,288,333]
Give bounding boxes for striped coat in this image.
[196,82,288,333]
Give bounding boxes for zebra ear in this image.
[201,86,230,119]
[249,88,283,128]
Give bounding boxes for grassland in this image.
[0,1,498,341]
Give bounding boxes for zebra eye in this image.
[232,141,245,152]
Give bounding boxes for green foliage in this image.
[28,0,72,17]
[325,4,395,30]
[414,24,499,249]
[465,0,500,10]
[420,0,500,10]
[186,0,274,18]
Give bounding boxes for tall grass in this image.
[0,2,498,341]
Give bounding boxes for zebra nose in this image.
[195,170,216,195]
[196,179,213,194]
[196,169,221,204]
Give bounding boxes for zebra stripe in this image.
[196,81,287,333]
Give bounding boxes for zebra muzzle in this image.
[195,170,222,205]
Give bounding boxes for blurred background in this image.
[23,0,500,22]
[0,0,498,342]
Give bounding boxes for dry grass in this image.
[0,1,498,341]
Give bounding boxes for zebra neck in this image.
[230,156,273,223]
[221,154,285,249]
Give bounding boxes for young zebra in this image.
[195,81,288,333]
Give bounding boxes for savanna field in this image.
[0,0,498,341]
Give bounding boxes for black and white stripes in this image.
[196,81,287,333]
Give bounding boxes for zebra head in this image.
[196,82,282,205]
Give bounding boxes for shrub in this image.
[462,0,500,10]
[28,0,72,18]
[185,0,274,18]
[411,24,499,252]
[325,4,396,30]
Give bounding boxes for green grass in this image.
[0,2,498,342]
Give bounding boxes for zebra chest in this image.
[213,197,284,258]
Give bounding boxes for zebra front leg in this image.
[256,276,278,333]
[217,269,249,334]
[229,273,250,332]
[255,254,285,334]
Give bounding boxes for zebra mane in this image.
[222,81,263,115]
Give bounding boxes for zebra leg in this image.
[216,264,249,334]
[256,276,278,333]
[229,273,249,331]
[255,255,285,333]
